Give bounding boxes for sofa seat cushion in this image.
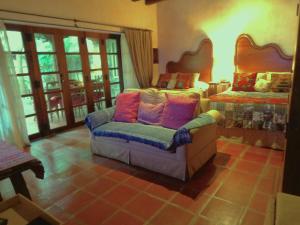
[92,122,176,150]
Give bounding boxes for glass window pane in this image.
[45,92,64,111]
[34,33,55,52]
[107,54,118,68]
[17,76,32,95]
[48,110,67,129]
[93,86,105,102]
[106,39,117,53]
[22,96,35,115]
[25,116,39,135]
[86,38,100,53]
[12,54,29,74]
[109,69,119,83]
[91,70,103,83]
[71,89,87,107]
[74,105,88,122]
[38,54,58,73]
[94,101,106,111]
[7,31,24,52]
[112,98,116,106]
[88,55,102,69]
[110,83,121,98]
[69,72,84,88]
[66,55,82,71]
[42,74,61,92]
[64,36,80,53]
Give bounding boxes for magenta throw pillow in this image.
[114,92,140,123]
[161,93,198,129]
[137,102,165,125]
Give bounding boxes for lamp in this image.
[194,80,209,90]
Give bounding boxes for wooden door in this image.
[4,24,123,139]
[282,12,300,195]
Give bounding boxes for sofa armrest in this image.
[85,106,115,131]
[173,110,218,146]
[187,110,222,142]
[206,109,223,123]
[181,110,217,131]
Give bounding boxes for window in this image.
[7,31,39,135]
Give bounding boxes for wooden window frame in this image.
[5,23,124,139]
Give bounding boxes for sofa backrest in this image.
[124,88,202,115]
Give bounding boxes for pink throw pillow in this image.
[114,92,140,123]
[161,93,198,129]
[137,102,165,125]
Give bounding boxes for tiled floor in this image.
[0,127,284,225]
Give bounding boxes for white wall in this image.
[157,0,299,82]
[0,0,158,87]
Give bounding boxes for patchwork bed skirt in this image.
[210,101,288,132]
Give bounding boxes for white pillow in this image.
[192,73,200,87]
[256,72,267,81]
[254,79,271,92]
[167,73,178,89]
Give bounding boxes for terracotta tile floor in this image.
[0,127,284,225]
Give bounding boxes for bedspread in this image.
[209,91,289,132]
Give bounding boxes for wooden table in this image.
[0,142,44,200]
[0,194,61,225]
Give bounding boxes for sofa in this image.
[85,88,221,181]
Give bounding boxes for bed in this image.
[154,38,213,112]
[166,38,213,83]
[209,34,293,150]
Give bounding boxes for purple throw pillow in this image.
[137,102,165,125]
[161,93,198,129]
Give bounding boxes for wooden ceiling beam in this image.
[145,0,166,4]
[132,0,166,5]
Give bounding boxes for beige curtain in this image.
[124,29,153,88]
[0,21,30,148]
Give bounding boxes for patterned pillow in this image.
[269,72,292,92]
[175,73,193,89]
[157,73,172,88]
[232,72,257,92]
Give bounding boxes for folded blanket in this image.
[172,113,216,147]
[92,122,176,150]
[86,107,215,151]
[85,106,115,130]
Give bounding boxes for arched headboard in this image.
[235,34,293,73]
[166,38,213,83]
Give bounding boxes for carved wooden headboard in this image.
[166,38,213,83]
[235,34,293,73]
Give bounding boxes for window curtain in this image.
[124,29,153,88]
[0,21,30,148]
[120,34,140,89]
